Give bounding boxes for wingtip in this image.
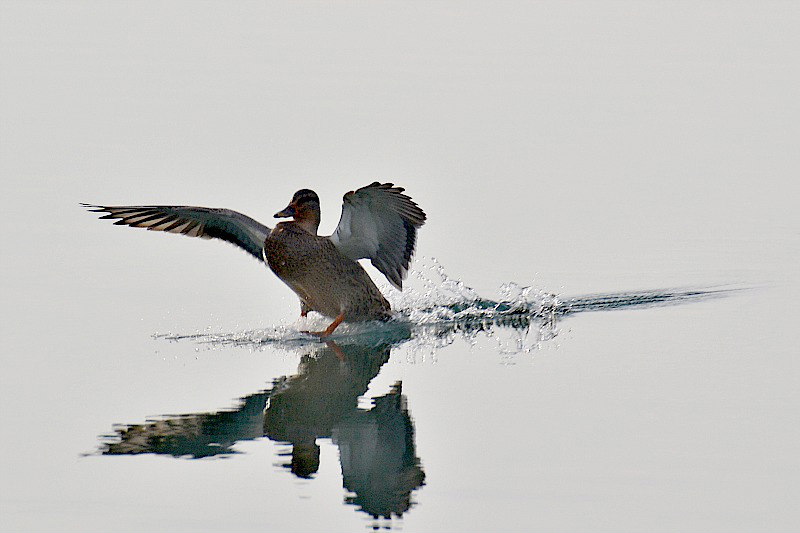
[81,203,107,213]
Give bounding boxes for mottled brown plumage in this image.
[264,222,391,322]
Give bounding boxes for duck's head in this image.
[274,189,321,234]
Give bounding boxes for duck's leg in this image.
[305,312,345,338]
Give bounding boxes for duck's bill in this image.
[274,205,295,218]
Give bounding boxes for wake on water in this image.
[154,258,742,353]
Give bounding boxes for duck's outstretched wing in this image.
[82,204,271,261]
[328,182,426,290]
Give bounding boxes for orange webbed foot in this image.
[301,312,345,339]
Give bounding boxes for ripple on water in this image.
[153,257,742,354]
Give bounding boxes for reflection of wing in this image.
[101,391,270,458]
[82,204,271,261]
[333,382,425,518]
[328,183,426,290]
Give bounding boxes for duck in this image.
[83,182,426,337]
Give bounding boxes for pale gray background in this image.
[1,1,798,531]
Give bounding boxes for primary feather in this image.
[81,204,271,261]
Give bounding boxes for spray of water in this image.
[154,257,740,354]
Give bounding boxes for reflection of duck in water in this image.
[101,339,425,520]
[262,342,393,477]
[84,182,426,337]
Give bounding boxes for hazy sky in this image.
[2,2,798,302]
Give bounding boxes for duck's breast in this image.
[264,225,390,321]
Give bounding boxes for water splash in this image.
[154,257,742,353]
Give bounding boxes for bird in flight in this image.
[83,182,426,337]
